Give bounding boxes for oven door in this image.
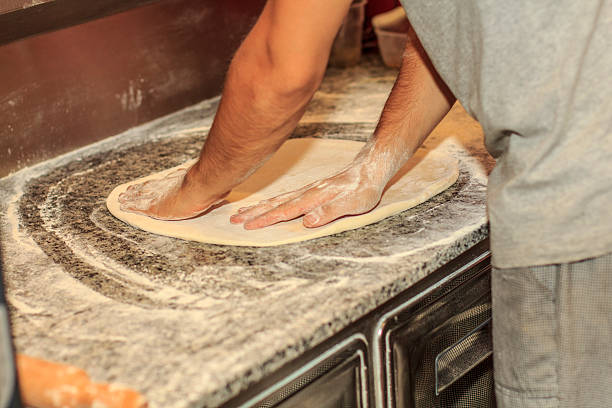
[383,257,495,407]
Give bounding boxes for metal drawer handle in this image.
[434,317,492,395]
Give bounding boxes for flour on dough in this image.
[106,138,459,246]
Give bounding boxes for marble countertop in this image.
[0,56,493,408]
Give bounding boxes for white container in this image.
[372,6,411,68]
[329,0,367,68]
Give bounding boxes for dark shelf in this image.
[0,0,161,45]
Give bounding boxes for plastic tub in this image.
[329,0,367,68]
[372,6,410,68]
[374,27,409,68]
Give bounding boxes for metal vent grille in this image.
[253,358,340,408]
[415,261,490,313]
[413,303,495,408]
[435,317,492,395]
[253,350,358,408]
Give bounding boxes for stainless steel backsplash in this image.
[0,0,265,177]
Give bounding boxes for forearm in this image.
[187,49,317,199]
[118,0,354,221]
[359,28,456,184]
[118,64,319,221]
[184,0,352,201]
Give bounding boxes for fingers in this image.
[232,186,381,230]
[228,162,387,230]
[302,190,379,228]
[302,204,337,228]
[242,202,307,230]
[229,186,311,224]
[231,193,295,223]
[118,181,160,212]
[240,188,338,230]
[229,168,384,230]
[116,170,187,218]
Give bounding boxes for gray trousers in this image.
[492,252,612,408]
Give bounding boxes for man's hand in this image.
[117,164,227,220]
[231,28,456,230]
[116,0,352,221]
[230,149,385,229]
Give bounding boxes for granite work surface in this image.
[0,56,494,408]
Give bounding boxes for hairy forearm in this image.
[229,37,456,230]
[185,48,319,199]
[118,0,353,221]
[181,0,353,203]
[360,29,456,183]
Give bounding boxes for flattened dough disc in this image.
[107,138,458,246]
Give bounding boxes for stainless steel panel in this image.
[235,335,369,408]
[274,355,362,408]
[0,0,160,45]
[435,317,492,395]
[389,264,493,407]
[0,0,265,177]
[371,250,493,408]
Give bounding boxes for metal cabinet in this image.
[274,353,363,408]
[379,257,494,407]
[242,337,368,408]
[224,240,494,408]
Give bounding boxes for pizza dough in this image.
[106,138,458,246]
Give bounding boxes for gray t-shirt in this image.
[400,0,612,268]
